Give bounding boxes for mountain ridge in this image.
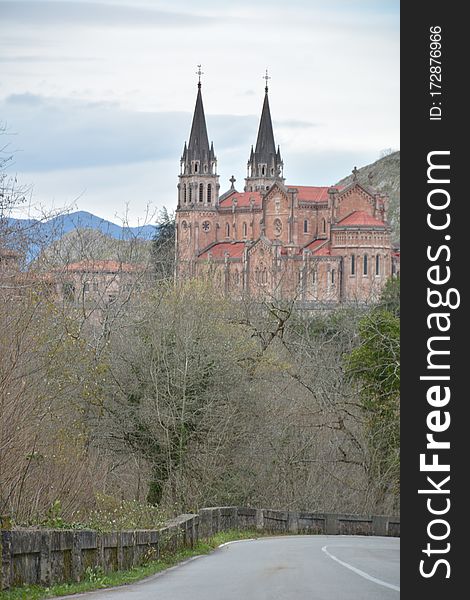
[8,210,156,242]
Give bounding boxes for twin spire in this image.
[181,67,284,193]
[182,65,214,167]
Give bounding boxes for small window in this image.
[363,255,368,276]
[194,163,198,173]
[207,184,212,203]
[322,218,326,234]
[199,183,204,202]
[243,222,247,237]
[304,219,308,234]
[226,223,230,237]
[262,166,266,176]
[351,254,355,275]
[63,282,75,301]
[183,184,187,203]
[331,269,336,285]
[312,270,316,284]
[189,187,192,202]
[376,254,380,276]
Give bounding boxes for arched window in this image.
[207,184,212,203]
[262,165,266,176]
[183,184,187,203]
[189,186,192,202]
[199,183,204,202]
[242,222,247,237]
[376,254,380,275]
[304,219,308,234]
[351,254,355,275]
[226,223,230,238]
[331,269,336,285]
[363,254,368,275]
[194,162,198,173]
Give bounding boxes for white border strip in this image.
[218,538,256,548]
[321,545,400,593]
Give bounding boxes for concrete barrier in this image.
[0,507,399,590]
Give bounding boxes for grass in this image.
[0,529,261,599]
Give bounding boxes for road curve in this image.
[57,535,400,600]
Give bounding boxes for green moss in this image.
[0,530,262,600]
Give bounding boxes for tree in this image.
[151,207,175,280]
[345,292,400,509]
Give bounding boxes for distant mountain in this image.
[336,150,400,244]
[8,211,156,242]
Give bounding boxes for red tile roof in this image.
[292,186,331,202]
[336,211,386,227]
[312,244,331,256]
[219,191,262,208]
[63,260,143,273]
[198,242,245,260]
[304,239,329,253]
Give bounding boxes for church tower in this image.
[244,71,285,192]
[177,68,219,210]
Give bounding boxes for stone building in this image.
[56,260,145,307]
[175,77,395,305]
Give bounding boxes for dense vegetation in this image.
[1,142,400,529]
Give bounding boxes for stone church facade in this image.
[175,78,394,305]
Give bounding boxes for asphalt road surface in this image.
[58,535,400,600]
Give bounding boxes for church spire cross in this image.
[196,64,204,88]
[263,68,271,93]
[229,175,236,189]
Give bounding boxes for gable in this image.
[335,182,376,221]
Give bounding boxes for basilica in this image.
[175,75,395,305]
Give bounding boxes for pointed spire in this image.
[187,83,210,162]
[244,72,284,191]
[254,87,276,158]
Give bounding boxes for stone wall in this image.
[0,508,400,590]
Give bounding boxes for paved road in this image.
[58,535,400,600]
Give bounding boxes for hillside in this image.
[36,227,153,268]
[8,210,156,242]
[336,150,400,244]
[6,210,157,261]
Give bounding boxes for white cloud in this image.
[0,0,399,225]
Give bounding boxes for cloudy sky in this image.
[0,0,399,226]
